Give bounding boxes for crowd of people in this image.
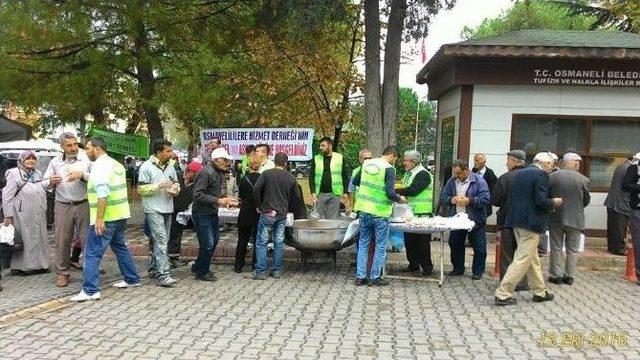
[2,131,639,307]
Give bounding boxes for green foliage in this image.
[344,87,435,174]
[461,0,595,39]
[0,0,360,144]
[552,0,640,33]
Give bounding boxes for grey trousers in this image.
[54,201,89,275]
[628,210,640,276]
[317,192,341,219]
[549,224,582,278]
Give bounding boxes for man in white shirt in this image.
[45,132,91,287]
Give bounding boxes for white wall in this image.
[469,84,640,230]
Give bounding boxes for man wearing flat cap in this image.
[490,149,528,290]
[495,152,563,306]
[548,152,590,286]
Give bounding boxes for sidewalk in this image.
[0,225,631,318]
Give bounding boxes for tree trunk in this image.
[130,1,164,141]
[364,0,383,156]
[90,107,106,127]
[382,0,407,148]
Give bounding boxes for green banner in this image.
[89,127,149,158]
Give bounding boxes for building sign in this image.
[200,128,315,161]
[89,127,149,158]
[532,68,640,87]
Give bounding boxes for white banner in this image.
[199,128,315,161]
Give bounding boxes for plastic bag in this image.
[0,224,15,246]
[309,204,320,219]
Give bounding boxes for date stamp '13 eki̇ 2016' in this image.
[538,330,629,348]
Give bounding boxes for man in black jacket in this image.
[234,156,261,273]
[491,150,528,290]
[621,153,640,283]
[494,152,562,306]
[252,153,301,280]
[192,148,239,281]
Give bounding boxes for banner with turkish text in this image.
[200,128,314,161]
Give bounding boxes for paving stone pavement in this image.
[1,261,639,359]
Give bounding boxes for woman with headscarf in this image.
[2,151,50,274]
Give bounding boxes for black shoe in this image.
[562,276,574,285]
[355,278,368,286]
[447,270,464,276]
[195,273,217,282]
[515,285,530,292]
[471,274,482,280]
[609,249,627,256]
[400,266,419,273]
[532,291,554,303]
[369,278,390,286]
[233,268,242,273]
[547,276,563,284]
[494,297,517,306]
[421,270,433,277]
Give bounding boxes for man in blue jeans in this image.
[192,148,239,281]
[351,146,407,286]
[439,159,490,280]
[251,153,301,280]
[71,137,140,302]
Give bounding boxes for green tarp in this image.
[89,127,149,158]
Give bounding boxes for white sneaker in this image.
[112,280,141,289]
[70,290,101,302]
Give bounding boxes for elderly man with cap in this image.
[192,147,239,281]
[548,152,590,285]
[494,152,563,306]
[605,154,639,255]
[168,161,204,268]
[396,150,434,275]
[491,149,528,290]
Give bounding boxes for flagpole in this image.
[414,97,420,151]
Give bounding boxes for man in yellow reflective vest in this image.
[396,150,434,276]
[352,146,407,286]
[309,137,350,219]
[71,137,140,302]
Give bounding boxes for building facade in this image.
[417,30,640,235]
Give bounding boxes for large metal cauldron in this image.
[286,219,354,251]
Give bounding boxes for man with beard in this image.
[309,137,350,219]
[70,137,140,302]
[138,139,180,287]
[45,132,91,287]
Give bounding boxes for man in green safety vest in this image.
[71,137,140,302]
[309,137,350,219]
[347,148,372,210]
[396,150,434,276]
[352,145,407,286]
